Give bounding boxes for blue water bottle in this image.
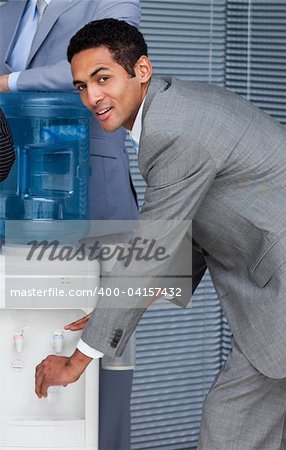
[0,92,91,243]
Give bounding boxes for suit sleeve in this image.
[92,0,141,27]
[81,132,217,356]
[0,108,15,181]
[16,0,141,91]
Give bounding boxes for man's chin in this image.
[98,122,120,133]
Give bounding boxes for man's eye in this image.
[98,76,109,84]
[77,85,86,92]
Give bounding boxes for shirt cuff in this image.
[77,338,104,359]
[8,72,21,92]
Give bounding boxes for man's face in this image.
[71,46,149,131]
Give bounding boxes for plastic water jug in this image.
[0,92,91,243]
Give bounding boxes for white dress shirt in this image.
[77,338,104,359]
[129,97,145,152]
[7,0,52,91]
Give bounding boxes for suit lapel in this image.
[138,77,170,177]
[4,0,28,71]
[27,0,80,67]
[142,77,170,121]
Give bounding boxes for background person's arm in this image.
[0,108,15,181]
[10,0,141,92]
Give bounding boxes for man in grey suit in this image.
[35,18,286,449]
[0,4,140,450]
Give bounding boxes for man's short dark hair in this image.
[67,18,148,77]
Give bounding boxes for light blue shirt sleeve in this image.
[8,72,21,92]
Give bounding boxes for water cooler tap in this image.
[13,327,29,353]
[53,330,64,354]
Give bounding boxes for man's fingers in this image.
[65,317,88,327]
[35,367,44,398]
[35,355,74,399]
[40,382,49,398]
[35,360,45,375]
[64,320,86,331]
[64,313,92,331]
[35,359,51,398]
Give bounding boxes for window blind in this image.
[226,0,286,124]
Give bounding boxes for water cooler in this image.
[0,92,92,241]
[0,93,100,450]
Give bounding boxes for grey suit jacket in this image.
[0,0,139,219]
[82,76,286,379]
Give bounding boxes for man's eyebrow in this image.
[73,67,110,86]
[90,66,110,78]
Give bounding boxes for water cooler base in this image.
[0,309,98,450]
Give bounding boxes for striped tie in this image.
[130,136,139,154]
[36,0,47,21]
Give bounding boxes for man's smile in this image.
[95,106,113,121]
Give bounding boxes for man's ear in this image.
[134,55,152,83]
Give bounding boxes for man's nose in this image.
[87,86,104,107]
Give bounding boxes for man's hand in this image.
[0,74,10,92]
[64,312,92,331]
[35,349,92,398]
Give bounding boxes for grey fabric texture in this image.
[82,76,286,383]
[198,338,286,450]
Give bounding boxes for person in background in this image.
[0,3,140,449]
[0,107,15,181]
